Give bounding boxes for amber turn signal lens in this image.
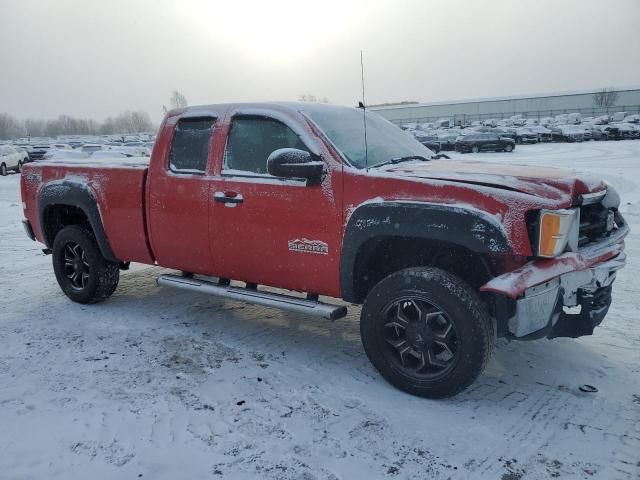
[539,212,561,257]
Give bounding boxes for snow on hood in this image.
[380,159,605,201]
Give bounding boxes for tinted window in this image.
[169,117,215,173]
[224,116,308,174]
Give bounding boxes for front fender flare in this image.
[340,201,512,302]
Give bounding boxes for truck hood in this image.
[382,159,605,201]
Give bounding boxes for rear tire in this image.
[360,267,494,398]
[471,145,479,153]
[52,225,119,304]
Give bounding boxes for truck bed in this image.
[21,158,154,264]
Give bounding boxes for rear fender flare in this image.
[38,180,118,262]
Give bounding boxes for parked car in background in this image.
[615,122,640,139]
[0,145,24,175]
[455,133,515,153]
[14,147,31,169]
[412,133,441,153]
[112,145,152,157]
[599,125,622,140]
[437,131,459,151]
[42,149,91,161]
[514,127,538,144]
[490,127,517,141]
[526,125,553,142]
[90,151,130,159]
[567,113,582,124]
[29,145,51,161]
[551,125,583,142]
[611,112,627,122]
[582,125,604,141]
[80,144,108,154]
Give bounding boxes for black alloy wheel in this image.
[380,297,460,380]
[62,241,91,291]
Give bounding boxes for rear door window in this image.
[169,117,216,173]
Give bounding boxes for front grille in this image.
[578,202,620,247]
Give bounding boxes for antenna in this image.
[360,50,369,170]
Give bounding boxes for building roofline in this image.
[370,86,640,111]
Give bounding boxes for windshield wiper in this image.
[370,155,430,168]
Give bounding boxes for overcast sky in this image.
[1,0,639,123]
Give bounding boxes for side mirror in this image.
[267,148,324,185]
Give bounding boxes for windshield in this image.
[303,106,433,168]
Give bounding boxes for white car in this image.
[111,145,151,157]
[80,144,108,154]
[90,151,129,159]
[43,149,90,161]
[0,145,24,175]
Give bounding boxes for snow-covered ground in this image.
[1,141,639,480]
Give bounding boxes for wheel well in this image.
[350,236,494,304]
[42,204,90,246]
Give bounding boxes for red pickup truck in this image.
[20,103,628,398]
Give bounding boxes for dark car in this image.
[514,128,538,144]
[28,145,51,160]
[455,133,515,153]
[489,127,517,141]
[413,133,441,153]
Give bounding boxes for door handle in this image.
[214,191,244,205]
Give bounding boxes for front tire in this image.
[17,161,23,173]
[360,267,493,398]
[52,225,119,304]
[471,145,479,153]
[0,163,6,176]
[504,143,514,152]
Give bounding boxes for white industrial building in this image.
[371,86,640,126]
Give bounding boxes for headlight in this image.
[537,209,579,257]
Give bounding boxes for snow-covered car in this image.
[111,145,151,157]
[0,145,24,175]
[551,125,583,142]
[514,128,538,144]
[90,151,129,159]
[614,123,640,139]
[80,144,108,154]
[526,125,553,142]
[611,111,627,122]
[437,131,462,150]
[581,124,605,141]
[412,132,441,153]
[29,145,51,160]
[43,149,91,161]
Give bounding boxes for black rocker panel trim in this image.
[38,180,118,262]
[340,201,512,302]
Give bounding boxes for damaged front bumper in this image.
[481,224,628,339]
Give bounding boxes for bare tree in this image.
[0,113,26,140]
[0,111,153,139]
[593,88,619,108]
[169,90,188,109]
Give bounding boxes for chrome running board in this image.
[157,274,347,320]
